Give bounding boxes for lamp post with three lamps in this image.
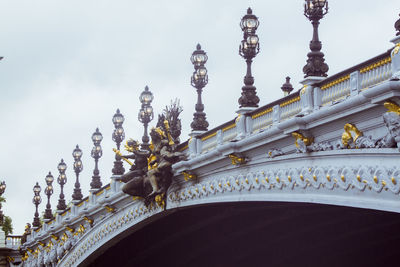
[32,182,42,229]
[112,109,125,175]
[138,86,154,151]
[190,44,209,132]
[238,7,260,109]
[91,128,103,190]
[43,172,54,221]
[72,145,83,201]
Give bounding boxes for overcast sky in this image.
[0,0,398,234]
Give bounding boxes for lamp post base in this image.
[112,160,125,176]
[191,112,209,132]
[238,85,260,108]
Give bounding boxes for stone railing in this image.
[279,94,301,121]
[320,74,351,105]
[316,50,392,107]
[360,56,392,90]
[6,235,22,249]
[250,106,273,133]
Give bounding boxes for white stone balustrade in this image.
[6,235,22,249]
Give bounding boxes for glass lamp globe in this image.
[57,159,67,173]
[72,145,82,160]
[112,109,125,127]
[92,128,103,144]
[139,86,154,105]
[247,35,259,47]
[45,172,54,185]
[33,182,41,194]
[197,67,207,78]
[240,8,259,33]
[191,44,208,67]
[45,185,53,195]
[33,195,41,204]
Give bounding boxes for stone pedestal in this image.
[390,36,400,80]
[300,76,325,115]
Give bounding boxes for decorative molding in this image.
[168,165,400,205]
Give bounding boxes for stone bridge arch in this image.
[71,202,400,267]
[56,148,400,267]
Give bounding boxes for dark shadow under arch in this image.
[86,202,400,267]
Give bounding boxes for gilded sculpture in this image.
[117,100,186,206]
[292,131,314,152]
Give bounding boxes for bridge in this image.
[9,5,400,267]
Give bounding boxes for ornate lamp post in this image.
[56,159,67,212]
[190,44,209,132]
[91,128,103,190]
[43,172,54,220]
[238,7,260,109]
[0,181,6,225]
[112,109,125,175]
[32,182,42,229]
[138,86,154,151]
[72,145,83,201]
[303,0,329,78]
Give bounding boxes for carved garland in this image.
[169,166,400,204]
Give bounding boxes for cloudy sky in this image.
[0,0,398,234]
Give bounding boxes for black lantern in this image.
[238,7,260,108]
[32,182,42,228]
[112,109,125,175]
[138,86,154,151]
[56,159,67,211]
[44,172,54,220]
[72,145,83,201]
[190,44,209,132]
[91,128,103,190]
[303,0,329,78]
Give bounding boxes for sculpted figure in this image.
[382,112,400,150]
[117,140,150,198]
[118,140,149,183]
[119,100,187,205]
[146,127,186,197]
[292,132,314,153]
[376,101,400,149]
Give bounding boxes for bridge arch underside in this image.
[86,202,400,267]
